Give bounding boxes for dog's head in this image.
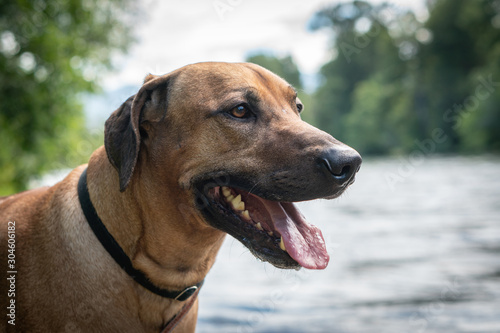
[104,62,361,270]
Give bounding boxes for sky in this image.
[102,0,427,91]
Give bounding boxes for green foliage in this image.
[309,0,500,155]
[346,75,416,155]
[309,1,421,152]
[0,0,135,194]
[432,0,500,153]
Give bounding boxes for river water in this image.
[197,156,500,333]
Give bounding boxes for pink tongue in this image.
[260,200,330,269]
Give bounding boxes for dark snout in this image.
[317,147,362,186]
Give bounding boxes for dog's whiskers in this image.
[248,179,264,196]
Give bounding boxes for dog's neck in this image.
[86,146,226,291]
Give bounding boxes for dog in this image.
[0,62,361,332]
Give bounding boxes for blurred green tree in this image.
[309,1,416,151]
[0,0,136,195]
[419,0,500,152]
[309,0,500,155]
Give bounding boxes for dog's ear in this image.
[104,74,169,192]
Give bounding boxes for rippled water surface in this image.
[197,156,500,333]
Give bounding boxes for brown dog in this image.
[0,62,361,332]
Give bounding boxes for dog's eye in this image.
[229,105,250,119]
[296,103,304,113]
[295,97,304,113]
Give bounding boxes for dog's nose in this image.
[318,147,362,184]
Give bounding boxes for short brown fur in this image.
[0,62,359,332]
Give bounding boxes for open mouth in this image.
[197,183,330,270]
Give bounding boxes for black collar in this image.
[77,168,203,301]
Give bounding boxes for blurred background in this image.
[1,0,499,332]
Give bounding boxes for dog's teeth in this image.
[231,194,245,211]
[242,210,251,220]
[280,237,286,251]
[256,222,263,230]
[232,194,241,205]
[222,186,231,197]
[226,195,234,202]
[268,231,274,236]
